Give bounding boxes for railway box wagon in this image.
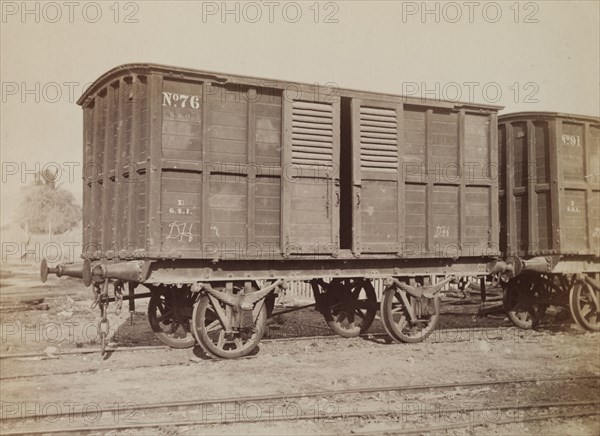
[498,112,600,332]
[498,112,600,258]
[77,63,501,264]
[44,63,503,358]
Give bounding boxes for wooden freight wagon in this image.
[46,63,503,358]
[77,64,501,262]
[498,112,600,331]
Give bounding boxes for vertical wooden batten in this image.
[201,82,212,250]
[147,74,164,254]
[82,104,93,258]
[506,122,515,255]
[331,100,341,252]
[584,122,593,252]
[425,108,433,253]
[246,87,257,245]
[458,109,466,252]
[350,98,362,256]
[526,120,538,251]
[553,118,563,252]
[489,112,499,250]
[102,84,114,256]
[115,79,126,257]
[396,103,405,257]
[127,75,139,249]
[90,95,103,258]
[280,93,292,257]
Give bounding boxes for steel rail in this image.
[0,325,521,360]
[0,345,170,360]
[0,325,545,383]
[2,398,598,435]
[1,374,598,425]
[0,324,586,382]
[354,408,599,435]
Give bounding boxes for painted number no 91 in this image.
[562,135,581,147]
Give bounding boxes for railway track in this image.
[1,375,598,435]
[355,408,599,435]
[0,325,551,382]
[0,324,542,361]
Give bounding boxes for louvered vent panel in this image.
[360,107,398,172]
[291,101,334,168]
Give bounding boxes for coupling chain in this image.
[98,278,110,355]
[90,283,102,309]
[114,281,124,316]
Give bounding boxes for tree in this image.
[17,168,82,236]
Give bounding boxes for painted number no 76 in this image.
[162,92,201,109]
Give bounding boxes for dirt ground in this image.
[1,261,599,434]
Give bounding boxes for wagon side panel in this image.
[501,117,556,256]
[557,118,600,255]
[499,113,599,258]
[82,74,150,260]
[532,119,553,253]
[589,124,600,254]
[402,106,428,255]
[462,112,497,257]
[400,106,498,259]
[90,90,106,257]
[351,99,403,254]
[125,75,150,258]
[159,79,204,256]
[158,79,283,259]
[131,76,150,257]
[281,93,340,256]
[254,89,282,252]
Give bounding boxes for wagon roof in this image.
[77,63,504,111]
[499,111,600,123]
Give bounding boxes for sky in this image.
[1,0,599,225]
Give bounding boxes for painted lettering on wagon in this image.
[566,201,581,214]
[162,92,201,109]
[168,200,192,216]
[434,226,450,238]
[562,134,581,147]
[166,222,194,243]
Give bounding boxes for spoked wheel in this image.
[148,287,196,348]
[192,287,268,359]
[323,279,377,338]
[503,275,548,329]
[380,285,440,343]
[569,277,600,331]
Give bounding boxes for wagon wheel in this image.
[148,287,196,348]
[323,279,378,338]
[380,285,439,343]
[569,277,600,331]
[503,275,548,329]
[192,286,268,359]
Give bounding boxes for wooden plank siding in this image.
[92,90,106,254]
[82,76,151,259]
[156,81,284,258]
[352,100,403,255]
[498,112,600,257]
[79,64,501,262]
[82,103,93,257]
[282,97,340,256]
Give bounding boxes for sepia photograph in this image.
[1,1,599,434]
